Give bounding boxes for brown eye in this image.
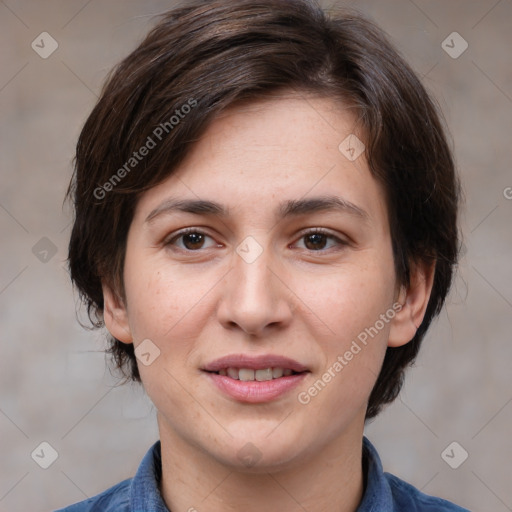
[304,233,329,250]
[181,232,205,250]
[167,229,217,251]
[294,229,347,252]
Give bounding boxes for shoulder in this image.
[385,472,471,511]
[53,478,131,512]
[361,437,471,511]
[54,441,165,512]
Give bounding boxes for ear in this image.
[102,283,133,344]
[387,260,436,348]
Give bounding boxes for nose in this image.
[216,243,294,337]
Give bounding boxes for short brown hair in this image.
[67,0,460,419]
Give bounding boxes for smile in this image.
[213,367,299,381]
[202,354,310,403]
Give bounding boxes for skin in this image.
[103,91,434,512]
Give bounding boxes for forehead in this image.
[133,92,388,229]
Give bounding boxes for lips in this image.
[202,354,309,373]
[202,354,310,403]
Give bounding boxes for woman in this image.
[59,0,467,510]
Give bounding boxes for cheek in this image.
[123,264,213,406]
[123,260,213,343]
[301,256,396,399]
[303,257,395,344]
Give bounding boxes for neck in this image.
[158,416,365,512]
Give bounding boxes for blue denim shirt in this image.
[55,437,470,511]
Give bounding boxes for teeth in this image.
[218,367,297,381]
[239,369,255,381]
[227,367,239,380]
[255,368,273,381]
[272,367,284,378]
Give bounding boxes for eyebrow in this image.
[145,195,369,224]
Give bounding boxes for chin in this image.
[209,430,310,473]
[223,446,304,474]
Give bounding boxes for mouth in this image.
[202,354,310,403]
[205,367,303,381]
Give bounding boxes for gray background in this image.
[1,1,511,511]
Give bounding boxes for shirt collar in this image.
[129,436,392,512]
[357,436,394,511]
[130,440,169,512]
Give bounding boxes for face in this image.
[104,92,428,471]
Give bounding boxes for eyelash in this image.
[165,227,348,253]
